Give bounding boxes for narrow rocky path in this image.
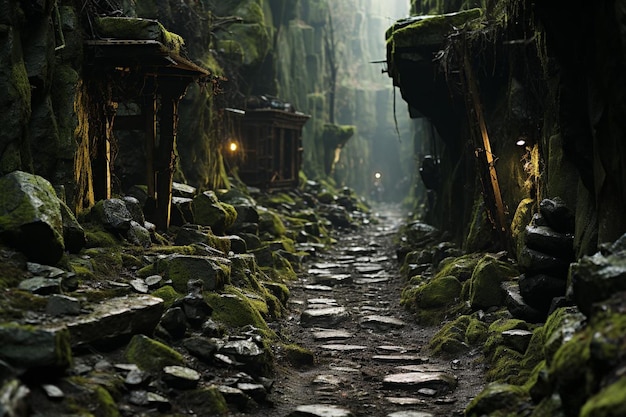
[255,204,484,417]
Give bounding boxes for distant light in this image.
[374,172,382,179]
[229,142,238,152]
[516,139,526,146]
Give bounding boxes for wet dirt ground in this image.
[252,203,486,417]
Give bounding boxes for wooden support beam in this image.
[463,53,508,236]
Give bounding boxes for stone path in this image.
[252,204,483,417]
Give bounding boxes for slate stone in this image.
[359,315,405,331]
[0,324,72,371]
[539,197,574,233]
[354,264,384,274]
[236,382,267,402]
[159,307,187,339]
[307,298,339,307]
[41,384,64,400]
[385,397,426,406]
[519,273,567,311]
[162,365,201,390]
[319,344,368,352]
[124,368,149,387]
[355,277,390,284]
[517,246,570,277]
[502,281,547,323]
[303,285,334,292]
[382,372,457,394]
[288,404,354,417]
[44,295,164,349]
[312,329,353,341]
[217,385,256,411]
[18,277,61,295]
[300,307,349,327]
[127,220,152,248]
[372,355,428,364]
[312,274,352,286]
[0,380,30,417]
[524,225,573,259]
[145,274,164,289]
[313,374,343,385]
[502,329,533,353]
[46,294,81,316]
[95,198,133,232]
[129,278,149,294]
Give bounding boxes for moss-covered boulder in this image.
[469,254,519,310]
[148,254,230,293]
[415,275,462,309]
[428,315,488,356]
[257,206,286,238]
[283,343,315,367]
[204,287,271,334]
[177,385,229,416]
[192,191,237,235]
[0,171,65,264]
[465,382,529,417]
[542,306,586,366]
[434,253,482,282]
[0,323,72,372]
[580,376,626,417]
[124,334,184,372]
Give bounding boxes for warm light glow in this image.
[229,142,238,152]
[374,172,382,179]
[516,139,526,146]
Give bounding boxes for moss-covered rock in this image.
[580,376,626,417]
[283,343,315,367]
[192,191,237,235]
[469,254,519,310]
[124,334,184,372]
[149,254,230,293]
[258,207,286,237]
[434,253,482,282]
[542,307,586,366]
[465,382,529,417]
[204,286,271,334]
[150,285,181,307]
[177,385,229,416]
[0,171,65,264]
[415,275,462,309]
[428,315,472,356]
[94,17,184,53]
[0,323,72,371]
[66,376,121,417]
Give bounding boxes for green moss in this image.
[150,285,181,307]
[486,345,524,382]
[124,334,184,372]
[263,282,290,306]
[83,248,123,277]
[283,343,314,367]
[121,253,143,268]
[580,376,626,417]
[429,315,471,356]
[415,275,462,309]
[204,286,272,335]
[469,254,519,310]
[66,377,120,417]
[465,382,529,417]
[177,386,229,416]
[434,253,482,282]
[466,317,489,345]
[258,208,287,237]
[84,226,120,248]
[206,234,231,254]
[94,17,184,54]
[520,326,547,377]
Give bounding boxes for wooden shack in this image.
[234,108,310,190]
[83,17,210,230]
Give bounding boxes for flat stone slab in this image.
[502,329,533,352]
[396,364,446,373]
[288,404,354,417]
[360,315,405,331]
[313,374,343,385]
[385,397,427,406]
[303,285,334,292]
[311,262,345,270]
[372,355,429,364]
[354,264,385,274]
[312,274,352,286]
[301,307,349,327]
[45,295,164,348]
[307,298,339,307]
[319,344,368,352]
[312,329,353,341]
[387,412,434,417]
[354,277,390,285]
[376,345,410,353]
[382,372,458,394]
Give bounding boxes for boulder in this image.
[469,255,518,310]
[570,251,626,317]
[539,197,575,233]
[192,191,237,235]
[518,273,567,311]
[91,198,133,233]
[151,254,230,293]
[0,323,72,372]
[517,246,571,277]
[524,225,574,259]
[0,171,65,264]
[124,334,184,372]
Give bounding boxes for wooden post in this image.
[463,53,508,235]
[145,93,157,200]
[93,104,115,201]
[154,78,189,231]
